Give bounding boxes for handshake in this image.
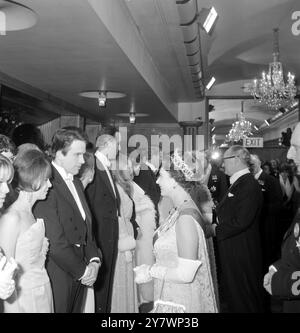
[0,255,18,300]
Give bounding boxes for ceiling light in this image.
[206,77,216,90]
[254,125,259,131]
[226,101,253,142]
[98,92,106,107]
[0,0,37,34]
[250,28,297,110]
[264,119,270,126]
[79,90,126,109]
[129,112,136,124]
[199,7,218,34]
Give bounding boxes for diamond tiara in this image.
[171,150,195,180]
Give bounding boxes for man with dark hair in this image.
[211,145,264,313]
[34,127,101,313]
[85,134,120,313]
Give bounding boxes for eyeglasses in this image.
[223,155,236,160]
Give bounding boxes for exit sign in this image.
[243,137,264,148]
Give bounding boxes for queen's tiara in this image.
[171,150,195,180]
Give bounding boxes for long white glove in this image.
[0,256,17,300]
[134,257,202,284]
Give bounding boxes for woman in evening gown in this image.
[0,149,53,313]
[134,151,218,313]
[110,156,138,313]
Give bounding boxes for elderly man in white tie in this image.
[86,134,120,313]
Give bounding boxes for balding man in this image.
[85,134,120,313]
[264,123,300,312]
[213,145,264,313]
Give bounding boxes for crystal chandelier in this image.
[226,101,253,142]
[250,28,297,110]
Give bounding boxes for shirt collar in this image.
[230,168,250,185]
[52,161,74,181]
[95,150,111,168]
[254,168,263,180]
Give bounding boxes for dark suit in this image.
[85,157,120,313]
[216,173,264,313]
[207,164,229,206]
[256,171,283,269]
[33,166,100,313]
[271,212,300,313]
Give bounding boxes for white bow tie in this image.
[65,174,74,182]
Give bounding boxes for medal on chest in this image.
[294,223,300,251]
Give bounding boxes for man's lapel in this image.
[96,158,116,199]
[52,167,78,210]
[73,178,92,226]
[217,173,249,209]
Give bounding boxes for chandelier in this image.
[250,28,297,110]
[226,101,253,142]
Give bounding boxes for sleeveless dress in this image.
[4,218,53,313]
[153,206,218,313]
[111,184,138,313]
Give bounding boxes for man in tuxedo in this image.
[85,134,120,313]
[34,127,101,313]
[264,123,300,312]
[211,145,264,312]
[251,154,283,269]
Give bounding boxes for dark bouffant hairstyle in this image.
[51,127,87,156]
[13,149,51,192]
[12,123,45,150]
[0,134,16,156]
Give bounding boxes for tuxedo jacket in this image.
[257,171,283,216]
[33,166,100,313]
[85,158,120,313]
[207,164,229,205]
[271,212,300,312]
[216,173,264,312]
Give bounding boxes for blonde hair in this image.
[0,154,14,183]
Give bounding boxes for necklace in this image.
[155,199,192,236]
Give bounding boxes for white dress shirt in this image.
[52,161,86,221]
[254,168,263,180]
[95,150,116,197]
[229,168,250,185]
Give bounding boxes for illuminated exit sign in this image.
[243,137,263,148]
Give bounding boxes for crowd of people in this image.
[0,122,299,313]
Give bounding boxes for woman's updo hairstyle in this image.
[13,149,51,192]
[163,150,202,194]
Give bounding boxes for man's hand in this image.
[263,268,276,295]
[81,262,100,286]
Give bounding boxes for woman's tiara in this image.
[171,150,195,180]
